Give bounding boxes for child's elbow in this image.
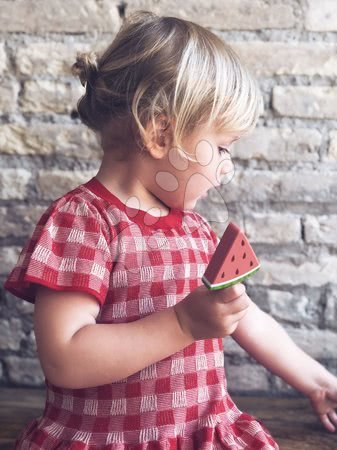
[39,360,75,389]
[41,361,90,389]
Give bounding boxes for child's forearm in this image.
[49,306,194,389]
[232,306,332,396]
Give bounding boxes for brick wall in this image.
[0,0,336,394]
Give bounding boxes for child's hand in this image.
[174,283,250,341]
[308,374,337,433]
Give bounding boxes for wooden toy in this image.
[202,222,260,290]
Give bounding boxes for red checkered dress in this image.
[4,177,279,449]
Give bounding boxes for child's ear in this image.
[144,115,174,159]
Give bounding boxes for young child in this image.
[4,10,337,450]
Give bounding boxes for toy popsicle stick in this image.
[202,222,260,290]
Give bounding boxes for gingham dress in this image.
[4,176,279,450]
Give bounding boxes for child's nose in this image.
[220,159,234,174]
[217,159,235,185]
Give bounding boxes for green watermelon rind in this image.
[202,266,260,290]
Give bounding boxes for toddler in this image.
[4,10,337,449]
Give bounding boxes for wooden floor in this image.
[0,387,336,449]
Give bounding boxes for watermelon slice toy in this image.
[202,222,260,290]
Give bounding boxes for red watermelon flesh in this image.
[202,222,260,290]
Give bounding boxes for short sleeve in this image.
[4,197,113,306]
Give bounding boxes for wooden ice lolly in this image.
[202,222,260,290]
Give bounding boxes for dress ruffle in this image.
[15,412,279,450]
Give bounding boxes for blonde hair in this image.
[72,10,263,162]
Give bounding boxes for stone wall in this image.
[0,0,336,395]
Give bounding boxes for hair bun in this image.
[72,51,98,87]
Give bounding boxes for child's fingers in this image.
[320,413,336,432]
[326,391,337,412]
[328,409,337,430]
[327,388,337,404]
[227,307,248,320]
[224,297,250,318]
[217,283,246,303]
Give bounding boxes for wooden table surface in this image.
[0,387,336,449]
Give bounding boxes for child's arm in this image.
[231,297,337,432]
[34,286,194,389]
[231,297,333,396]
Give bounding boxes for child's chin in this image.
[181,198,198,210]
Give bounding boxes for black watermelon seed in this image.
[221,271,225,278]
[250,261,253,266]
[231,255,235,262]
[243,252,246,259]
[235,268,239,275]
[241,239,245,246]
